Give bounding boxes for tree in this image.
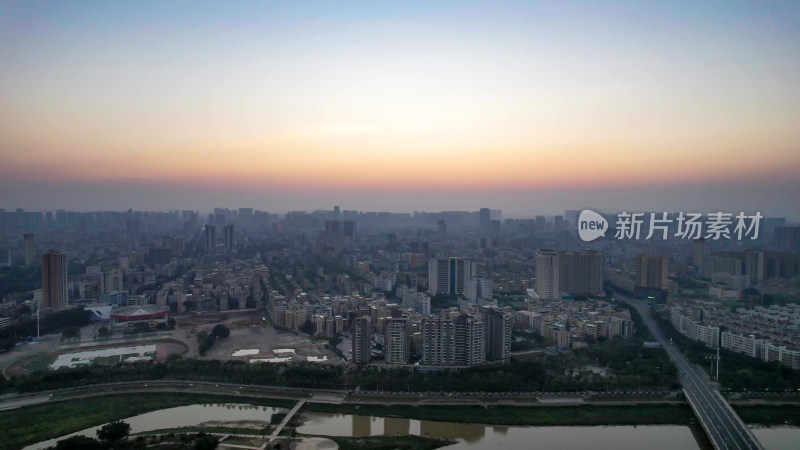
[194,433,219,450]
[211,324,230,338]
[97,420,130,443]
[298,320,313,334]
[61,326,80,341]
[197,331,214,356]
[54,436,105,450]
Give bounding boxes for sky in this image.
[1,1,799,218]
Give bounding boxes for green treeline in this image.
[6,336,678,395]
[655,314,800,391]
[0,307,91,352]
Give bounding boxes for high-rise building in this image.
[437,219,447,234]
[41,249,68,310]
[636,254,669,290]
[223,224,235,253]
[126,217,142,236]
[565,210,581,229]
[454,313,485,366]
[488,220,500,235]
[0,247,10,266]
[352,316,371,364]
[534,250,560,300]
[205,225,216,253]
[484,308,512,361]
[535,215,547,231]
[100,268,124,294]
[23,233,35,266]
[165,237,183,257]
[422,314,486,366]
[342,220,356,240]
[214,212,226,228]
[325,220,342,236]
[397,285,431,316]
[558,250,604,295]
[384,316,409,364]
[428,257,468,296]
[763,250,800,279]
[421,316,455,365]
[745,249,765,284]
[554,215,564,234]
[238,207,253,220]
[479,208,490,231]
[464,277,492,303]
[702,254,742,278]
[775,226,800,253]
[693,238,706,270]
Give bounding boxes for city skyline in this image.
[2,1,799,218]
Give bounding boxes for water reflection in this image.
[352,415,370,436]
[420,420,485,442]
[295,412,706,449]
[384,417,410,436]
[492,425,510,435]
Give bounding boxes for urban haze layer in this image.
[0,207,798,449]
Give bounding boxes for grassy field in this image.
[134,425,272,436]
[21,355,56,372]
[589,395,678,403]
[734,405,800,425]
[0,394,293,450]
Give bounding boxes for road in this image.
[1,378,692,414]
[621,296,763,450]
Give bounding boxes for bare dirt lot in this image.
[175,310,341,364]
[1,310,342,379]
[5,338,188,376]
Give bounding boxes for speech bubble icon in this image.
[578,210,608,242]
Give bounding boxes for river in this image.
[24,403,800,450]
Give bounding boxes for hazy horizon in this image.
[3,176,799,222]
[2,2,799,219]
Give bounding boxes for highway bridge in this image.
[622,296,763,450]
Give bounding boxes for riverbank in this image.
[0,394,293,450]
[3,393,799,450]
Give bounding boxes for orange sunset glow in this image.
[1,2,799,216]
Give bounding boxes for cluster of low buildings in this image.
[265,273,636,369]
[516,298,635,349]
[268,292,352,337]
[668,299,800,370]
